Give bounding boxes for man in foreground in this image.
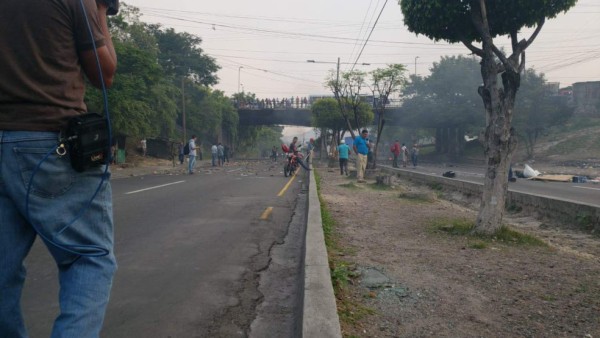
[0,0,118,336]
[353,130,370,183]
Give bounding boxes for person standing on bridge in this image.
[0,0,118,336]
[353,130,371,183]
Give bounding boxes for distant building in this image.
[572,81,600,117]
[544,82,560,96]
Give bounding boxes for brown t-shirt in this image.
[0,0,105,131]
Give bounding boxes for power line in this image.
[350,0,389,72]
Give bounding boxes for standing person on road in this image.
[401,143,409,167]
[224,144,230,163]
[271,146,278,162]
[211,143,218,167]
[217,142,225,166]
[353,130,370,183]
[178,141,185,165]
[411,144,419,168]
[306,138,315,164]
[188,135,198,174]
[140,138,147,157]
[338,139,350,175]
[0,0,118,336]
[391,140,401,168]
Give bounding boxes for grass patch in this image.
[494,226,547,246]
[430,218,547,247]
[428,182,444,191]
[547,134,594,155]
[314,170,376,329]
[575,212,594,230]
[467,240,488,249]
[339,182,360,189]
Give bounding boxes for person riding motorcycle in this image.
[288,137,311,171]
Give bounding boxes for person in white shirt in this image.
[188,135,197,174]
[211,143,218,167]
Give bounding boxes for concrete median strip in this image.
[303,171,342,338]
[382,167,600,233]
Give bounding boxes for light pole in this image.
[238,66,243,93]
[414,56,419,76]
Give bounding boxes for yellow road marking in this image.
[260,207,273,220]
[277,171,297,197]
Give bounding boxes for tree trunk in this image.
[448,127,457,161]
[474,47,519,235]
[435,128,442,154]
[442,128,449,154]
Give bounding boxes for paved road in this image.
[21,160,308,337]
[385,163,600,207]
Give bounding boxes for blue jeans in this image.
[188,155,196,173]
[0,131,117,338]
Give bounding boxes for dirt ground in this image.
[316,166,600,338]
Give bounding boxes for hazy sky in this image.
[122,0,600,100]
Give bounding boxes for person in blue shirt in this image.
[337,139,350,175]
[353,129,370,182]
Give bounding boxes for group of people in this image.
[211,142,229,167]
[336,131,420,183]
[390,140,419,168]
[234,96,311,110]
[179,136,231,175]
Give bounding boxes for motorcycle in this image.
[281,144,303,177]
[284,152,303,177]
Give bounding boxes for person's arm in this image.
[80,2,117,88]
[353,144,358,155]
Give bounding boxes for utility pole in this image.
[414,56,419,76]
[336,57,340,85]
[182,76,186,142]
[238,66,243,93]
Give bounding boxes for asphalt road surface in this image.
[385,163,600,207]
[21,160,308,337]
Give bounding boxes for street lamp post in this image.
[238,66,243,93]
[414,56,420,76]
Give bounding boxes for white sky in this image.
[122,0,600,99]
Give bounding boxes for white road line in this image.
[572,185,600,191]
[125,181,185,195]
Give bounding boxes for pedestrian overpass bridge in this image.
[237,106,413,127]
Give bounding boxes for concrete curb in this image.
[381,167,600,233]
[302,171,342,338]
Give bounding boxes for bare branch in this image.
[460,38,484,57]
[523,18,545,51]
[491,43,518,73]
[510,31,518,51]
[518,51,526,73]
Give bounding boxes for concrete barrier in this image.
[381,167,600,233]
[303,171,342,338]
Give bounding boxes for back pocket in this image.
[14,147,75,198]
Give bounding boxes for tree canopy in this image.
[402,55,484,130]
[400,0,576,43]
[85,4,233,147]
